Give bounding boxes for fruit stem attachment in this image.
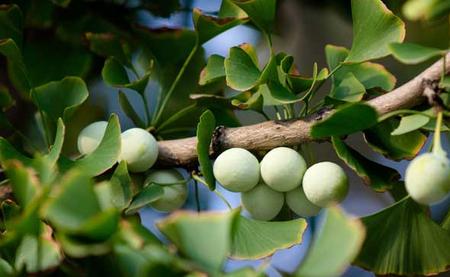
[432,111,446,158]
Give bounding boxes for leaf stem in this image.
[152,44,198,126]
[433,111,446,157]
[378,109,434,122]
[141,92,152,126]
[194,180,201,213]
[192,174,232,210]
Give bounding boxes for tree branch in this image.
[157,53,450,167]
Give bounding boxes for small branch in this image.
[157,53,450,167]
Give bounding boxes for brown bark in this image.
[157,53,450,167]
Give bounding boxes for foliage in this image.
[0,0,449,276]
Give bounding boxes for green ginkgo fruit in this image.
[260,147,307,192]
[213,148,260,192]
[146,169,188,212]
[303,162,349,207]
[120,128,159,173]
[286,186,321,217]
[77,121,108,155]
[241,182,284,221]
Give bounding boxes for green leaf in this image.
[56,232,111,258]
[15,235,62,273]
[125,184,164,215]
[329,72,366,102]
[230,216,307,259]
[196,110,216,190]
[225,46,261,91]
[389,42,445,64]
[193,8,247,44]
[288,68,329,94]
[199,54,226,86]
[157,210,240,273]
[44,171,102,234]
[0,258,13,276]
[391,114,430,135]
[95,161,133,211]
[442,210,450,231]
[71,114,121,176]
[345,0,405,63]
[364,118,427,160]
[355,198,450,276]
[85,32,131,66]
[220,0,248,18]
[118,91,146,128]
[325,44,396,92]
[0,137,33,166]
[231,0,276,35]
[231,91,264,114]
[102,57,150,94]
[0,4,23,47]
[295,205,365,277]
[46,118,65,166]
[311,103,378,138]
[32,76,89,122]
[267,81,300,104]
[0,38,30,94]
[332,137,400,192]
[3,161,39,207]
[77,208,120,241]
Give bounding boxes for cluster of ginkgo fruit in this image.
[213,147,349,220]
[78,117,450,220]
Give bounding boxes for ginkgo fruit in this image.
[302,162,348,207]
[286,186,321,217]
[405,153,450,204]
[146,169,188,212]
[120,128,159,173]
[77,121,108,155]
[241,182,284,221]
[260,147,307,192]
[213,148,260,192]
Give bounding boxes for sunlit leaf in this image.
[196,110,216,190]
[345,0,405,63]
[225,46,261,91]
[199,54,225,86]
[230,216,307,259]
[332,137,400,192]
[295,205,365,277]
[325,44,396,92]
[364,118,427,160]
[391,114,430,135]
[157,210,240,273]
[311,103,378,138]
[355,198,450,276]
[389,42,445,64]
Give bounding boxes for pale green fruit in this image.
[303,162,348,207]
[260,147,307,192]
[120,128,159,173]
[241,182,284,221]
[213,148,260,192]
[146,169,188,212]
[286,186,321,217]
[405,153,450,204]
[77,121,108,155]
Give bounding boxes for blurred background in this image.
[2,0,449,276]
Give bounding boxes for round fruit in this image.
[120,128,159,173]
[146,169,188,212]
[405,153,450,204]
[260,147,307,192]
[213,148,260,192]
[241,182,284,221]
[286,186,321,217]
[77,121,108,155]
[302,162,348,207]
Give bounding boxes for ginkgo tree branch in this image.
[157,53,450,167]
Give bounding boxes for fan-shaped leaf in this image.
[355,198,450,276]
[199,54,226,86]
[196,110,216,190]
[295,205,365,277]
[231,0,276,35]
[345,0,405,63]
[389,42,445,64]
[230,216,307,259]
[225,46,261,91]
[391,113,430,135]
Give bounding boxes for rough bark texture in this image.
[157,53,450,167]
